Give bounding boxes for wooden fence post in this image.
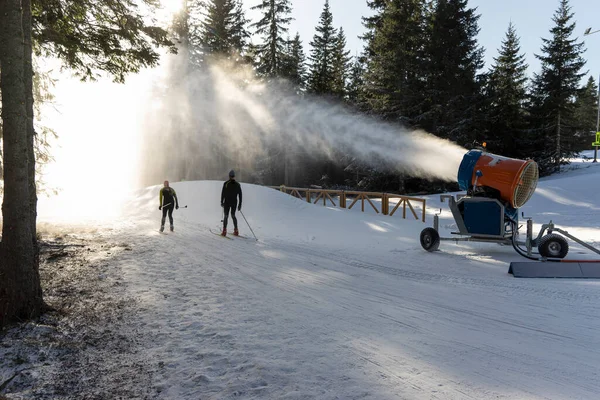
[382,194,388,215]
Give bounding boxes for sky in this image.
[242,0,600,81]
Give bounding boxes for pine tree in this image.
[306,1,350,184]
[360,0,387,55]
[573,76,599,150]
[346,56,365,105]
[357,0,385,112]
[243,41,261,69]
[170,2,198,74]
[422,0,485,144]
[199,0,249,59]
[184,1,206,66]
[331,28,352,99]
[171,1,191,48]
[486,22,529,158]
[251,0,293,77]
[361,0,426,121]
[280,33,307,90]
[229,1,250,55]
[170,1,209,68]
[307,0,338,95]
[529,0,586,172]
[32,0,175,83]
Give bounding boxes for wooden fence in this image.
[269,185,427,222]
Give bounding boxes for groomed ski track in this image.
[104,174,600,399]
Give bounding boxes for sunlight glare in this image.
[158,0,185,23]
[37,68,153,222]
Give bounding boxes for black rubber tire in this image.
[538,234,569,259]
[420,228,440,252]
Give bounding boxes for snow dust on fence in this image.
[269,185,427,222]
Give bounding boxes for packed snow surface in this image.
[4,158,600,399]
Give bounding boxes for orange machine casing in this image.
[472,153,538,208]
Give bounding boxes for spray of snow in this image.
[138,55,467,185]
[37,54,466,220]
[34,0,468,219]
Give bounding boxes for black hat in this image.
[229,170,235,178]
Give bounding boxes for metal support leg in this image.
[526,218,533,257]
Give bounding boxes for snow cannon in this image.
[457,149,539,210]
[443,149,539,237]
[419,148,600,263]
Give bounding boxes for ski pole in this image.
[240,210,258,241]
[160,203,187,209]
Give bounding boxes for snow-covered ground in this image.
[2,159,600,399]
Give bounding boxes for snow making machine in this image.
[419,148,600,271]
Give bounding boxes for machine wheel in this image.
[420,228,440,252]
[538,234,569,259]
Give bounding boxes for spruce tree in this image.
[486,22,529,158]
[529,0,586,172]
[573,76,599,150]
[251,0,293,77]
[171,1,191,48]
[346,56,365,105]
[331,28,352,99]
[32,0,175,83]
[199,0,249,59]
[307,0,338,95]
[171,2,199,73]
[281,33,307,90]
[361,0,387,55]
[422,0,484,144]
[361,0,426,121]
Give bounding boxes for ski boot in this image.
[233,228,239,237]
[221,228,227,236]
[160,225,165,233]
[170,224,174,232]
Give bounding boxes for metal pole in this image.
[595,73,600,163]
[240,210,258,241]
[585,28,600,162]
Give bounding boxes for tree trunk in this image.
[23,0,42,309]
[556,110,561,171]
[23,0,37,244]
[0,0,43,327]
[270,0,277,75]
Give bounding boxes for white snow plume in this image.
[139,55,467,185]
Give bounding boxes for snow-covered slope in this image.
[27,161,600,399]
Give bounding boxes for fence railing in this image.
[269,185,427,222]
